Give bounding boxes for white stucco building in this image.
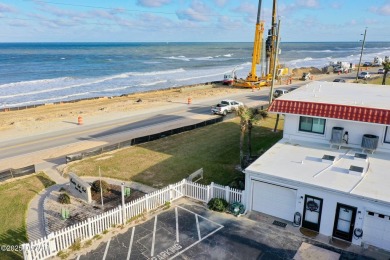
[244,81,390,251]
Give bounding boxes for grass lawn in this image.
[367,75,389,85]
[0,173,55,260]
[66,115,283,188]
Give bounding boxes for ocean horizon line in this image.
[1,41,390,44]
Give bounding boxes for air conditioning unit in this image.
[361,134,379,150]
[331,127,343,143]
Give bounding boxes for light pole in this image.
[356,27,367,82]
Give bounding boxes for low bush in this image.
[91,180,110,194]
[58,193,71,204]
[207,198,228,212]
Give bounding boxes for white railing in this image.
[22,179,243,260]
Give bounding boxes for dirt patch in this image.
[44,184,145,233]
[292,67,323,77]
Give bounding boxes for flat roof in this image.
[245,139,390,205]
[276,81,390,110]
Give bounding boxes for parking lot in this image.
[74,201,384,260]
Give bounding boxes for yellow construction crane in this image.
[233,0,266,88]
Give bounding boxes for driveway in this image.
[73,200,383,260]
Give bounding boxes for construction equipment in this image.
[233,0,266,88]
[266,0,289,81]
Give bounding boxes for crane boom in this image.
[246,0,264,82]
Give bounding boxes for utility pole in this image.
[99,166,104,209]
[356,27,367,82]
[269,19,281,105]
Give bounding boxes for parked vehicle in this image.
[273,89,289,98]
[363,62,373,67]
[333,66,347,73]
[378,68,384,74]
[358,71,371,79]
[333,78,346,83]
[373,57,383,67]
[211,99,243,115]
[301,72,311,81]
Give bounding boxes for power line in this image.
[23,0,247,18]
[0,16,251,31]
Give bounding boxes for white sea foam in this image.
[0,77,71,89]
[138,80,167,86]
[165,56,190,61]
[223,54,233,57]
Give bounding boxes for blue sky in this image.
[0,0,389,42]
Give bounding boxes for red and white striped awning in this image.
[268,100,390,125]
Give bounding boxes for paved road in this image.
[0,89,271,168]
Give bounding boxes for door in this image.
[302,195,323,232]
[332,203,357,242]
[251,181,297,222]
[362,211,390,251]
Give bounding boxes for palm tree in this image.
[382,60,390,85]
[237,106,267,169]
[247,108,268,157]
[237,106,251,169]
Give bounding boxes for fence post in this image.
[48,233,56,256]
[182,179,187,196]
[225,186,230,203]
[22,243,31,260]
[145,194,149,211]
[168,184,173,201]
[206,185,211,202]
[87,217,92,239]
[121,183,126,225]
[210,182,214,199]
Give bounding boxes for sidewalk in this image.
[26,164,157,242]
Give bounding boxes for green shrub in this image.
[207,198,228,212]
[91,180,110,194]
[58,193,71,204]
[69,238,81,251]
[258,109,268,118]
[57,250,69,259]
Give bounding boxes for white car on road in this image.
[358,71,371,79]
[211,99,243,116]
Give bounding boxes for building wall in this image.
[283,114,390,152]
[245,172,390,246]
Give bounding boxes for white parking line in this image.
[195,215,201,241]
[176,206,224,228]
[126,227,135,260]
[102,238,111,260]
[175,207,179,243]
[151,215,158,257]
[168,206,224,259]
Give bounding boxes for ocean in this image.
[1,42,390,108]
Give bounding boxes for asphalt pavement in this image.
[70,200,390,260]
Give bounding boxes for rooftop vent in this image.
[349,165,364,176]
[331,127,344,144]
[354,153,368,162]
[322,154,336,163]
[361,134,379,150]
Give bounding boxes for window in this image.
[299,116,326,134]
[385,126,390,144]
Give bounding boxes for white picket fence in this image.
[22,179,243,260]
